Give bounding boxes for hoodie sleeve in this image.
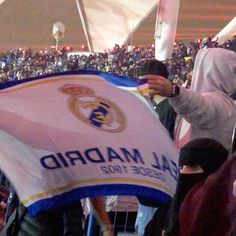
[169,86,234,129]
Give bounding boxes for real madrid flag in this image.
[0,71,178,216]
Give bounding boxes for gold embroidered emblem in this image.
[60,84,126,133]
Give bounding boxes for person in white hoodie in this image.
[143,47,236,152]
[142,47,236,236]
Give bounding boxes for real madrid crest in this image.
[60,84,126,133]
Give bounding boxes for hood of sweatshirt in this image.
[190,48,236,96]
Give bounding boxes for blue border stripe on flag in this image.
[0,70,139,90]
[27,184,171,216]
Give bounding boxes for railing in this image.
[85,196,138,236]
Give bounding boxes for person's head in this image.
[138,59,169,78]
[179,138,228,176]
[165,138,228,235]
[164,138,228,235]
[190,48,236,95]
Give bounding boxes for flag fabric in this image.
[0,70,178,216]
[137,78,149,96]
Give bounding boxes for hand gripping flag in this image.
[0,70,178,216]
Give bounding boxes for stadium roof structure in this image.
[0,0,235,52]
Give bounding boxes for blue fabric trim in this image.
[0,70,138,90]
[27,184,171,216]
[137,78,148,86]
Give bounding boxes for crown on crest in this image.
[60,84,94,96]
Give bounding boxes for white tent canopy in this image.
[213,16,236,45]
[76,0,157,52]
[0,0,235,54]
[0,0,178,59]
[0,0,159,52]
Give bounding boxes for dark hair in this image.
[179,138,228,174]
[138,59,169,78]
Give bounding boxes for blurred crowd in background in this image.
[0,36,235,87]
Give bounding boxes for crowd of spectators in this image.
[0,36,235,235]
[0,36,235,85]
